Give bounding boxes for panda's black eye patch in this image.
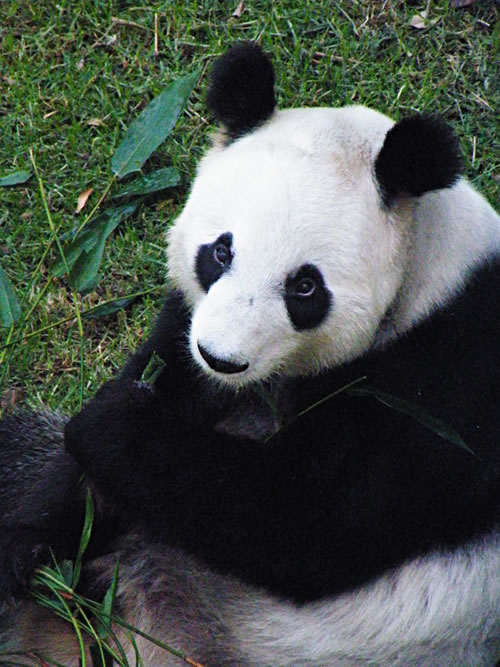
[285,264,332,331]
[195,232,233,292]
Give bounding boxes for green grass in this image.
[0,0,498,416]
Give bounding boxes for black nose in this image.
[197,343,249,374]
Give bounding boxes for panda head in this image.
[167,43,462,389]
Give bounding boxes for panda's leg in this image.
[6,529,497,665]
[80,534,249,666]
[2,534,241,666]
[0,411,83,598]
[1,536,233,666]
[98,533,500,667]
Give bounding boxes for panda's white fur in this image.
[167,106,500,388]
[1,44,500,666]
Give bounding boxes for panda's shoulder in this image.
[351,253,500,453]
[409,252,500,347]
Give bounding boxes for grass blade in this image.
[111,70,200,179]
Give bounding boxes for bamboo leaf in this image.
[68,229,110,294]
[348,386,476,456]
[59,560,74,588]
[113,167,181,198]
[51,202,139,289]
[0,169,32,186]
[111,70,199,179]
[0,266,21,328]
[98,561,120,639]
[82,296,138,320]
[51,233,98,278]
[69,203,139,294]
[72,490,94,589]
[141,351,167,384]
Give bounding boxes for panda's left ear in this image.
[374,114,463,207]
[206,42,276,140]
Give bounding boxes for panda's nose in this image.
[197,343,249,374]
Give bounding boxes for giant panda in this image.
[1,42,499,665]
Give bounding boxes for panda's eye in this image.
[285,264,332,331]
[294,276,316,297]
[195,232,233,292]
[214,242,231,266]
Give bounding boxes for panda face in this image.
[167,108,408,388]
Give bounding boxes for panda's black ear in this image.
[374,114,463,207]
[206,42,276,140]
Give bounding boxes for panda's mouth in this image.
[197,343,250,375]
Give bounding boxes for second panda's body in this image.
[0,43,499,664]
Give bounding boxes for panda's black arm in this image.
[65,379,342,602]
[0,290,190,600]
[65,364,498,605]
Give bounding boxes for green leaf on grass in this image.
[111,70,199,179]
[83,295,138,320]
[348,386,476,456]
[0,169,32,186]
[113,166,181,198]
[68,225,114,294]
[0,266,21,327]
[51,202,139,292]
[51,230,99,278]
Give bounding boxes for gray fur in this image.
[102,531,500,666]
[0,411,68,523]
[4,522,499,665]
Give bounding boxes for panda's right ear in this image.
[374,114,463,208]
[206,42,276,141]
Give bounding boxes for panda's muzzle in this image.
[197,343,249,375]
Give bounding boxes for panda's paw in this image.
[69,378,154,431]
[92,377,154,408]
[65,377,159,467]
[0,531,49,599]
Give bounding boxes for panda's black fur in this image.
[1,43,499,665]
[206,42,276,139]
[64,266,500,605]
